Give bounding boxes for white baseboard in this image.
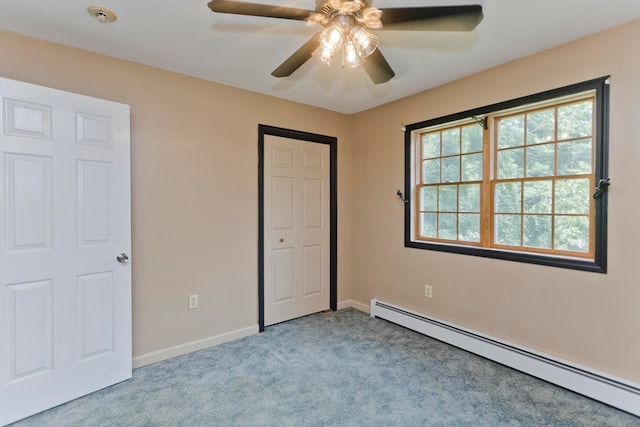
[337,299,370,313]
[370,298,640,417]
[132,324,259,368]
[134,301,371,369]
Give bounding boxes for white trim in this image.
[132,325,259,368]
[370,298,640,417]
[337,299,370,313]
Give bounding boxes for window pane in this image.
[526,144,555,177]
[423,159,440,184]
[439,185,458,212]
[442,157,460,183]
[462,124,483,153]
[442,128,460,156]
[420,186,437,211]
[495,182,521,213]
[495,214,521,246]
[461,153,482,181]
[439,213,457,240]
[422,133,440,159]
[524,215,552,249]
[555,179,590,214]
[523,181,552,213]
[527,108,555,144]
[497,148,524,179]
[459,184,480,212]
[558,139,592,175]
[498,115,524,148]
[558,100,592,140]
[554,215,589,252]
[459,214,480,242]
[420,213,437,238]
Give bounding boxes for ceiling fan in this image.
[207,0,483,84]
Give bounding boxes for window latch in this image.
[592,178,610,199]
[397,190,408,203]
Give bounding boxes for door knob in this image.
[116,253,129,263]
[279,238,284,243]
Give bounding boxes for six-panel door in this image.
[264,135,330,326]
[0,78,131,425]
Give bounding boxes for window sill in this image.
[405,240,606,273]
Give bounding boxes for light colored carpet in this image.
[10,308,640,426]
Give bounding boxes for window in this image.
[404,77,609,272]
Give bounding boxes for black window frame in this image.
[403,77,610,273]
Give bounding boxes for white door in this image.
[264,135,330,326]
[0,78,131,426]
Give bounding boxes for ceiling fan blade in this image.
[271,36,321,78]
[361,49,395,84]
[208,0,312,21]
[379,5,483,31]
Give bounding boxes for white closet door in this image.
[264,135,330,326]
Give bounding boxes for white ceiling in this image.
[0,1,638,114]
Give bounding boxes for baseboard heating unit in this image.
[370,299,640,417]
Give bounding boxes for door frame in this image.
[258,124,337,332]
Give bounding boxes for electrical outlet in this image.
[188,294,199,310]
[424,285,433,299]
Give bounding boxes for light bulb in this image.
[342,41,360,69]
[319,23,343,48]
[320,46,335,64]
[328,27,342,44]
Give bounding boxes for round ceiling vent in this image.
[87,6,117,23]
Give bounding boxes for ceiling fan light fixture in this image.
[350,26,378,58]
[360,7,383,29]
[328,0,365,14]
[312,13,379,68]
[307,12,329,26]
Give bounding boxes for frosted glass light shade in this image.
[351,26,378,58]
[312,24,344,65]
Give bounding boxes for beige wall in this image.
[350,19,640,383]
[0,30,353,358]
